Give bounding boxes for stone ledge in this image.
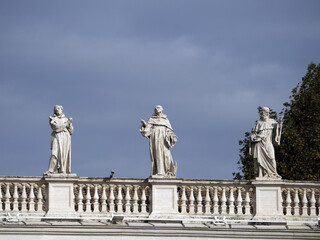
[0,222,319,240]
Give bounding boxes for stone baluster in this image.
[319,189,320,207]
[196,186,203,214]
[117,185,123,213]
[213,186,219,214]
[236,187,243,215]
[204,186,211,214]
[29,184,35,212]
[5,184,11,211]
[228,187,235,214]
[37,184,43,212]
[309,188,316,216]
[294,188,300,216]
[189,186,195,214]
[109,185,115,213]
[280,189,284,214]
[132,185,139,213]
[221,187,227,214]
[140,187,147,214]
[85,185,92,212]
[13,183,19,211]
[93,185,99,212]
[302,188,308,216]
[285,188,292,216]
[0,183,2,212]
[318,188,320,216]
[101,185,107,212]
[180,186,187,214]
[245,188,251,215]
[125,185,131,213]
[78,185,84,213]
[21,184,27,212]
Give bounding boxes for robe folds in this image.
[140,114,177,177]
[250,119,281,179]
[48,114,73,174]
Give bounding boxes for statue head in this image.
[154,105,163,115]
[260,107,270,121]
[54,105,64,116]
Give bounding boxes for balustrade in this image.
[73,180,151,215]
[178,181,320,218]
[0,177,319,221]
[0,178,46,213]
[281,185,320,217]
[178,181,253,216]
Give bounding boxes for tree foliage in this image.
[234,63,320,180]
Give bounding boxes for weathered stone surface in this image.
[45,181,77,217]
[150,184,178,216]
[44,105,74,176]
[249,107,282,179]
[140,105,177,178]
[0,221,319,240]
[0,176,319,239]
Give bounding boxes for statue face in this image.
[261,110,269,121]
[154,105,163,114]
[54,106,63,116]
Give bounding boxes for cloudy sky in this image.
[1,0,319,180]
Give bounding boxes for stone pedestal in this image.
[253,180,283,217]
[45,176,78,217]
[149,179,179,216]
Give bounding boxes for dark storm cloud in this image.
[0,0,320,179]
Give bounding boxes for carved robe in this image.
[250,118,281,179]
[140,114,177,177]
[48,114,73,174]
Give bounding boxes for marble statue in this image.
[140,105,178,178]
[249,107,282,179]
[44,105,74,175]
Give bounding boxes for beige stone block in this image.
[150,184,178,215]
[46,182,76,216]
[254,186,282,216]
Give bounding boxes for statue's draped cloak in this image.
[141,114,177,177]
[250,119,281,179]
[49,114,73,174]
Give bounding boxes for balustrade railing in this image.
[0,177,46,213]
[0,177,319,221]
[73,178,151,215]
[281,182,320,217]
[177,181,254,216]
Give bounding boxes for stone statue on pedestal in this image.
[249,107,282,179]
[140,105,178,178]
[44,105,74,175]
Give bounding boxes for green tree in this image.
[277,63,320,180]
[234,63,320,180]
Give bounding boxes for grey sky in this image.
[1,0,319,179]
